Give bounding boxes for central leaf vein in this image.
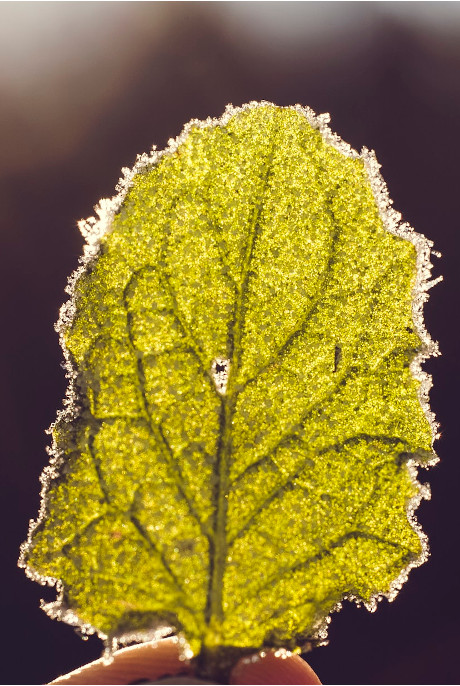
[205,115,281,637]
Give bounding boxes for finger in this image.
[50,637,193,685]
[230,649,321,685]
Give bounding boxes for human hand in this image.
[50,637,321,685]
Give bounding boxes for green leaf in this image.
[20,103,438,669]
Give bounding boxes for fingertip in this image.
[230,649,321,685]
[50,637,193,685]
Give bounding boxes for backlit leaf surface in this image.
[21,103,438,663]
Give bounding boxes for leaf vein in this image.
[240,196,342,391]
[129,514,187,598]
[229,531,411,617]
[228,434,410,546]
[121,284,210,540]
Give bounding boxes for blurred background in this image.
[1,2,459,683]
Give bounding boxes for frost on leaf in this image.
[20,102,439,664]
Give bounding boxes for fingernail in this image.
[230,649,321,685]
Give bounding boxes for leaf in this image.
[20,102,439,671]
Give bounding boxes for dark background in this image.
[1,2,459,684]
